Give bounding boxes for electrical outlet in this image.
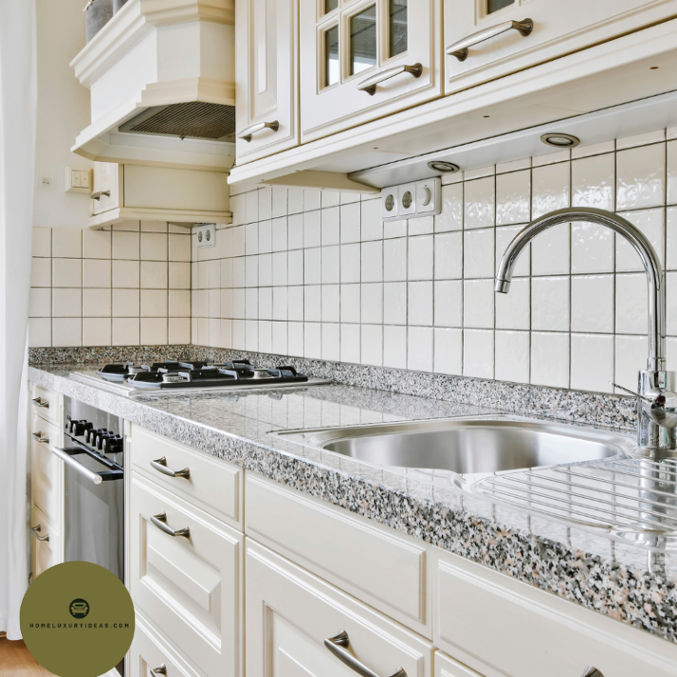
[398,183,417,216]
[195,223,216,248]
[381,188,398,219]
[415,178,441,216]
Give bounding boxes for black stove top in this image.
[97,359,309,389]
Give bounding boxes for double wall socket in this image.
[195,223,216,248]
[381,178,441,221]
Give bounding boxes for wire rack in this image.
[472,457,677,548]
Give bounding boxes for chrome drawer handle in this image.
[150,457,191,479]
[32,432,49,444]
[446,18,533,61]
[324,631,406,677]
[31,524,50,542]
[90,190,111,200]
[150,513,190,539]
[582,669,604,677]
[238,120,280,142]
[150,666,167,677]
[358,63,422,95]
[32,397,49,408]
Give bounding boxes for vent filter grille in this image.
[119,102,236,141]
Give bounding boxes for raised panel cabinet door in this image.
[235,0,298,163]
[444,0,677,94]
[300,0,442,142]
[245,539,433,677]
[129,475,243,677]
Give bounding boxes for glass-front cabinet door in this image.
[444,0,677,94]
[300,0,441,142]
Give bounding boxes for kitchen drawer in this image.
[131,426,242,529]
[30,504,60,579]
[434,551,677,677]
[246,538,433,677]
[245,475,429,635]
[435,651,484,677]
[30,417,62,522]
[30,384,60,425]
[128,615,199,677]
[130,474,243,677]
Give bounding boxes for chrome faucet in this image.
[495,206,676,454]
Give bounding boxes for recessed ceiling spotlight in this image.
[427,160,461,173]
[540,132,580,148]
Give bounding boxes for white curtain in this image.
[0,0,37,639]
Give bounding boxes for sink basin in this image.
[275,417,635,476]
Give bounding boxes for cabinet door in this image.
[235,0,298,163]
[300,0,441,142]
[90,162,121,215]
[30,414,63,532]
[444,0,677,94]
[30,504,60,580]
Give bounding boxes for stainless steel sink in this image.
[275,417,635,476]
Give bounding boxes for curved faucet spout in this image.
[495,207,665,373]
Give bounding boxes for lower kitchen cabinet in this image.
[245,538,434,677]
[435,651,484,677]
[30,504,60,579]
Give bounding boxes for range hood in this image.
[70,0,236,170]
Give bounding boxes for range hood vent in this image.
[119,102,236,142]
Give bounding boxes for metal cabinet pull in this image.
[324,631,406,677]
[446,18,533,61]
[90,190,111,200]
[582,669,604,677]
[150,513,190,539]
[358,63,422,95]
[31,525,50,542]
[32,431,49,444]
[150,666,167,677]
[32,396,49,408]
[238,120,280,142]
[150,457,191,479]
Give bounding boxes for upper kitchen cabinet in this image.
[444,0,677,94]
[235,0,299,164]
[70,0,236,170]
[299,0,442,142]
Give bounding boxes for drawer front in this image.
[434,552,677,677]
[131,426,242,528]
[246,539,433,677]
[128,615,199,677]
[130,475,243,677]
[30,504,60,579]
[245,475,429,635]
[435,651,484,677]
[30,384,60,425]
[30,417,62,522]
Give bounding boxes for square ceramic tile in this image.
[140,289,167,318]
[273,287,288,321]
[571,275,613,332]
[83,289,111,317]
[464,176,495,229]
[322,190,340,208]
[494,330,529,382]
[272,187,288,217]
[287,250,304,285]
[140,232,167,260]
[304,188,321,211]
[434,232,462,280]
[231,319,245,349]
[340,202,361,243]
[82,259,111,287]
[571,222,613,274]
[340,324,361,363]
[341,284,361,323]
[409,215,434,236]
[408,326,433,371]
[112,289,139,316]
[383,238,407,281]
[245,319,259,350]
[245,223,259,255]
[570,333,614,392]
[495,225,529,277]
[29,288,50,317]
[408,281,433,325]
[244,288,258,319]
[361,283,383,324]
[361,198,382,241]
[52,317,81,347]
[258,187,272,221]
[52,259,82,287]
[495,277,530,330]
[532,162,570,219]
[384,219,407,239]
[245,256,259,287]
[258,253,273,286]
[28,318,51,347]
[571,153,614,210]
[614,335,648,392]
[530,222,569,276]
[304,285,321,322]
[463,228,494,278]
[435,183,463,232]
[141,318,167,345]
[383,282,407,325]
[434,280,462,328]
[361,241,383,282]
[304,210,321,248]
[113,260,140,289]
[169,317,191,344]
[383,325,407,368]
[463,279,494,328]
[52,288,81,317]
[322,207,340,245]
[230,226,246,256]
[615,273,649,335]
[169,262,190,289]
[259,287,273,320]
[408,235,432,280]
[83,318,111,346]
[287,214,304,249]
[168,233,191,261]
[304,247,322,284]
[31,258,51,287]
[112,231,139,259]
[433,328,462,375]
[322,285,340,322]
[271,320,287,353]
[531,276,569,331]
[52,229,82,258]
[617,130,664,149]
[617,143,665,210]
[361,325,382,366]
[463,329,493,378]
[322,323,340,361]
[617,208,664,271]
[272,217,288,251]
[272,251,288,286]
[245,190,259,223]
[141,261,167,288]
[340,243,361,283]
[531,332,569,388]
[496,170,530,225]
[32,227,51,257]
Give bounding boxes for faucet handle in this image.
[611,382,656,403]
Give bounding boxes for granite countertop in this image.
[28,362,677,644]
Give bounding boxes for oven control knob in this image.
[102,435,123,454]
[71,420,92,436]
[94,429,108,449]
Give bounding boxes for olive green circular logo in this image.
[20,561,134,677]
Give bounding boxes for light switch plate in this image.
[195,223,216,248]
[65,167,92,194]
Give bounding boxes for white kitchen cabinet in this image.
[246,538,433,677]
[235,0,299,163]
[299,0,442,142]
[88,162,231,229]
[30,504,60,580]
[435,651,484,677]
[444,0,677,94]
